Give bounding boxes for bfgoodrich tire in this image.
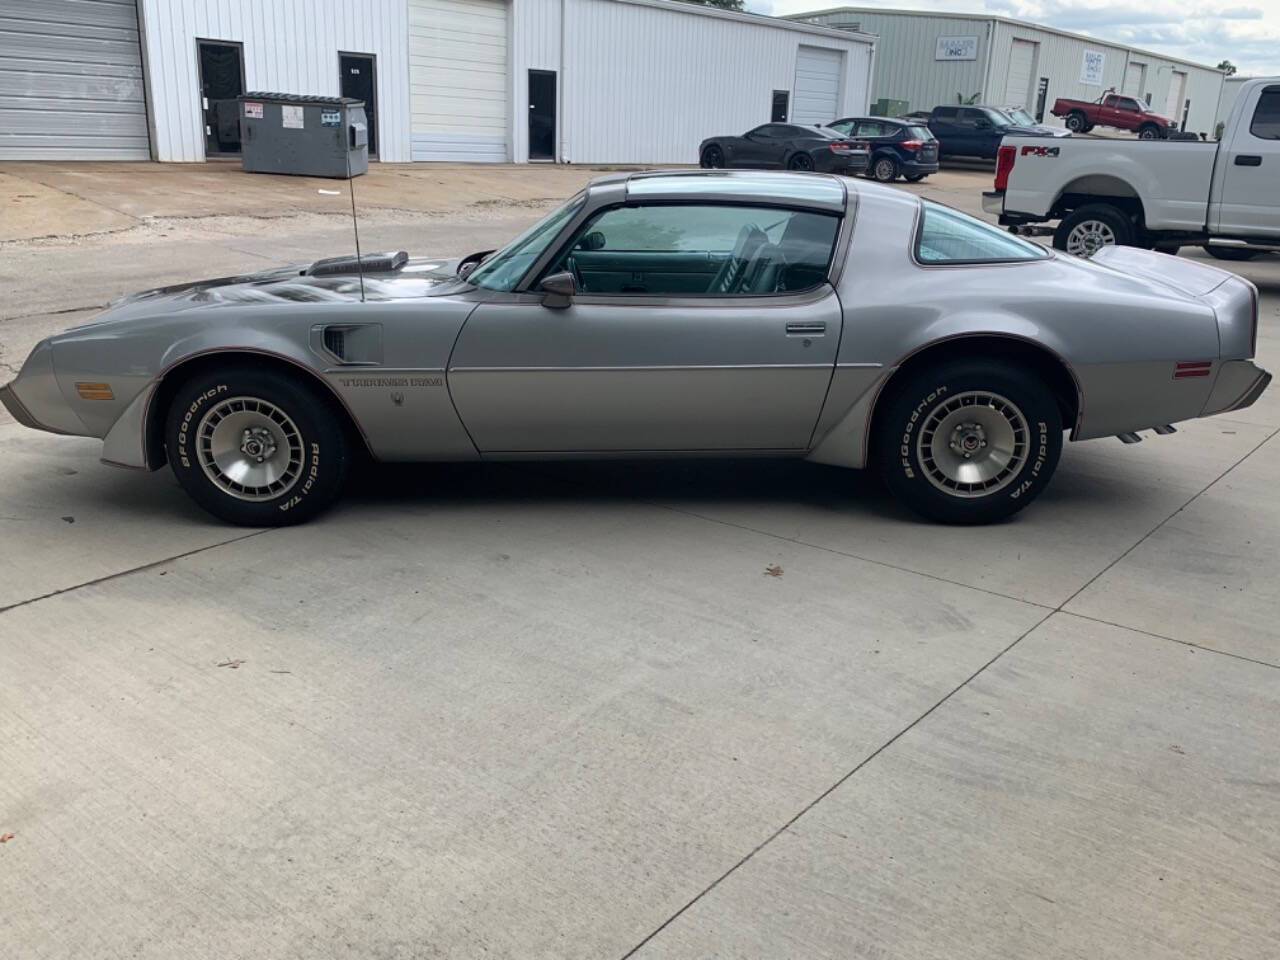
[876,360,1063,524]
[165,366,348,526]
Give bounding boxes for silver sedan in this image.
[1,170,1270,525]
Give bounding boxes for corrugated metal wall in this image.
[0,0,150,160]
[802,10,992,114]
[512,0,872,164]
[135,0,411,161]
[409,0,508,161]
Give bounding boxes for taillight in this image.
[994,145,1016,191]
[900,140,923,151]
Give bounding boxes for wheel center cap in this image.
[241,426,277,463]
[949,421,987,459]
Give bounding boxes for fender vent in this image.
[323,327,346,360]
[302,250,408,277]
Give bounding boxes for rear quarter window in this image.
[914,202,1049,264]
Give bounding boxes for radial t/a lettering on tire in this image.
[164,365,348,526]
[876,360,1062,524]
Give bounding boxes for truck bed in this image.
[1001,136,1220,232]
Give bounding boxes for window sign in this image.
[1080,50,1106,85]
[936,36,979,61]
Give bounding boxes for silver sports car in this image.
[1,170,1270,525]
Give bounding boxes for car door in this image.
[929,108,957,154]
[731,125,778,168]
[1213,83,1280,237]
[448,200,845,452]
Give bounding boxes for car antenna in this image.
[345,139,366,303]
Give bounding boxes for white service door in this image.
[1123,62,1146,97]
[1165,70,1187,122]
[408,0,509,161]
[1214,83,1280,236]
[1004,39,1036,107]
[792,47,844,125]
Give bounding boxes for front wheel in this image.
[904,173,927,183]
[700,145,725,169]
[1137,124,1164,140]
[1053,204,1134,256]
[876,360,1063,524]
[165,365,349,525]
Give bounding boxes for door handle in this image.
[1235,154,1262,166]
[786,321,826,336]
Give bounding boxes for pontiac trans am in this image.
[1,171,1270,525]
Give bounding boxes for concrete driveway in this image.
[1,162,1278,959]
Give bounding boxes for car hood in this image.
[92,253,466,322]
[1001,124,1051,137]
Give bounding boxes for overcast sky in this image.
[750,1,1280,77]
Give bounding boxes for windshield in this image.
[468,192,586,291]
[1006,108,1035,125]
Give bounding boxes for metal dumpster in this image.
[238,92,368,178]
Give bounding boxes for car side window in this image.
[932,107,958,121]
[856,121,884,137]
[915,201,1049,264]
[1118,98,1140,112]
[1250,87,1280,140]
[542,203,841,296]
[828,120,854,135]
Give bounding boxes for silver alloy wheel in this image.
[1065,218,1116,257]
[196,395,305,501]
[874,157,896,181]
[916,390,1029,498]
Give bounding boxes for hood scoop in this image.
[302,250,409,277]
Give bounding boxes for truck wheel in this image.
[905,173,927,183]
[1065,111,1087,133]
[1203,245,1261,261]
[165,365,349,526]
[1054,204,1133,257]
[1137,123,1164,140]
[876,359,1062,525]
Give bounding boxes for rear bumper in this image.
[1203,361,1271,417]
[817,153,869,174]
[982,190,1004,216]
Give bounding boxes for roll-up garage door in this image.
[1003,39,1036,106]
[0,0,150,160]
[409,0,508,162]
[792,46,844,126]
[1123,62,1146,97]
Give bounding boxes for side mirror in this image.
[540,271,576,309]
[578,231,606,251]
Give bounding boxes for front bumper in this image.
[0,382,45,431]
[901,157,940,176]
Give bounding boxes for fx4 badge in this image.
[1021,145,1060,157]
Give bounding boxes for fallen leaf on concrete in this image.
[1170,744,1186,755]
[216,659,245,669]
[764,564,783,578]
[269,670,291,675]
[61,516,75,524]
[0,832,14,843]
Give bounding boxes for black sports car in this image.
[699,123,870,174]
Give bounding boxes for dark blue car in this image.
[926,105,1048,160]
[826,117,940,183]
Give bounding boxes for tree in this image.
[676,0,745,9]
[1217,59,1237,76]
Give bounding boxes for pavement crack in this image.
[0,530,269,617]
[1061,611,1280,670]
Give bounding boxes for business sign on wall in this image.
[936,36,979,61]
[1080,50,1106,85]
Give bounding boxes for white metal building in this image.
[409,0,875,164]
[1,0,872,165]
[792,7,1225,137]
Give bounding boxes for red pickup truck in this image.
[1051,92,1178,139]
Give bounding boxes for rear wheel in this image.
[788,152,814,171]
[1054,204,1134,256]
[871,154,900,182]
[1065,111,1087,133]
[700,145,724,169]
[1203,245,1262,261]
[876,360,1062,524]
[165,366,348,526]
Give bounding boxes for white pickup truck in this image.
[983,78,1279,260]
